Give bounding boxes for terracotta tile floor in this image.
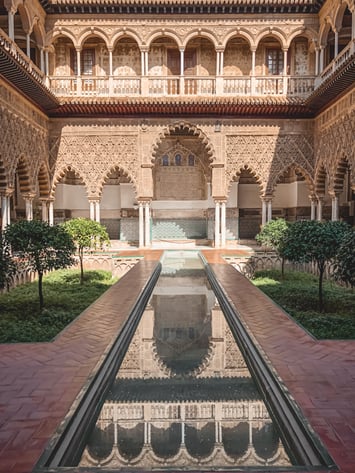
[0,249,354,473]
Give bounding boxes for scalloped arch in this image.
[229,165,263,193]
[13,156,33,194]
[314,163,328,196]
[51,165,88,198]
[97,164,137,198]
[37,162,51,199]
[271,164,314,194]
[333,157,352,194]
[151,122,216,164]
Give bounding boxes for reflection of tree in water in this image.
[151,423,181,457]
[87,423,114,461]
[118,423,144,460]
[185,422,215,458]
[253,423,280,459]
[222,422,249,458]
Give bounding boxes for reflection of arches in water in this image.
[253,422,280,459]
[87,423,114,461]
[222,422,249,458]
[185,422,215,458]
[117,423,144,460]
[151,423,181,458]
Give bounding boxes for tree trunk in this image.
[318,263,324,313]
[281,257,285,279]
[79,248,84,285]
[38,271,44,310]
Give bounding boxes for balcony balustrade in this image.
[48,74,316,98]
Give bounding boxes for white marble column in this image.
[41,200,48,222]
[310,198,317,220]
[8,10,15,41]
[49,201,54,226]
[317,198,323,221]
[89,201,95,220]
[95,201,100,223]
[261,198,267,226]
[1,196,9,231]
[319,46,325,73]
[139,202,144,247]
[331,194,339,221]
[144,202,150,247]
[267,199,272,222]
[251,49,256,94]
[214,201,220,248]
[334,30,339,58]
[315,47,320,76]
[26,33,31,57]
[25,197,33,221]
[220,201,226,248]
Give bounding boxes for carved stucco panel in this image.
[315,109,355,190]
[0,106,48,190]
[226,133,314,195]
[52,134,139,197]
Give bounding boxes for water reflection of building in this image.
[79,295,291,468]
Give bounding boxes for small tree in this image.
[282,220,349,312]
[4,220,75,309]
[0,233,16,291]
[255,218,289,277]
[335,229,355,288]
[63,218,110,284]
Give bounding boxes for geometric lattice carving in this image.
[226,133,314,195]
[51,134,139,197]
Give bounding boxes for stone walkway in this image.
[0,249,354,473]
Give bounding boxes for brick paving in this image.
[0,248,354,473]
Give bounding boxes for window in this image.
[175,154,182,166]
[266,48,283,75]
[71,49,95,75]
[188,155,195,166]
[162,155,169,166]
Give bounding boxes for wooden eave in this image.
[0,34,59,112]
[305,54,355,112]
[49,96,313,118]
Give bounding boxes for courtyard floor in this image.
[0,248,354,473]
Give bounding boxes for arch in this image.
[51,165,88,198]
[151,122,215,165]
[333,157,351,194]
[15,156,33,194]
[314,164,328,197]
[271,164,314,195]
[32,19,45,48]
[37,162,51,199]
[230,165,263,191]
[223,29,254,50]
[98,165,137,197]
[183,29,219,49]
[255,28,287,49]
[334,1,352,32]
[319,20,333,48]
[17,3,31,35]
[77,29,110,50]
[0,158,9,190]
[146,30,183,49]
[50,29,78,49]
[286,27,318,48]
[111,30,142,50]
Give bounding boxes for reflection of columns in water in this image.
[139,202,144,247]
[214,201,220,248]
[144,202,151,247]
[220,201,226,248]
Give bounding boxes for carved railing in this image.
[316,40,355,86]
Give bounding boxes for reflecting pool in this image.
[78,251,292,469]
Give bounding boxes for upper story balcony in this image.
[0,0,354,105]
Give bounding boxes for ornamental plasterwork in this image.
[47,18,317,50]
[226,133,314,195]
[0,106,49,191]
[51,134,139,197]
[315,109,355,191]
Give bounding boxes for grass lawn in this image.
[253,270,355,339]
[0,269,117,343]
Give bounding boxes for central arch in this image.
[151,122,215,242]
